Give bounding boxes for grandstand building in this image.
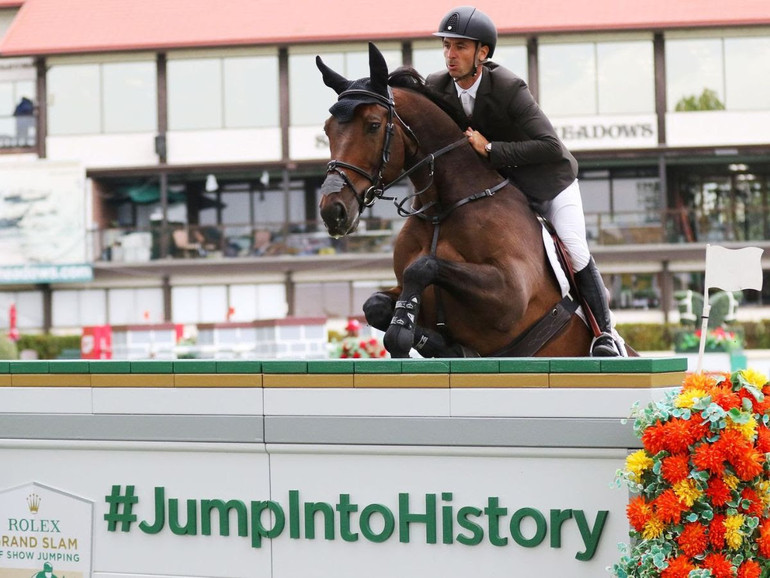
[0,0,768,336]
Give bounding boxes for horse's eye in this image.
[368,122,381,134]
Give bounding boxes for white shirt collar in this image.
[454,69,483,99]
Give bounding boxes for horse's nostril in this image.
[321,200,347,229]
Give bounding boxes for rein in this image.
[325,87,509,225]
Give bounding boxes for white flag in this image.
[704,245,764,292]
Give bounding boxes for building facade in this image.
[0,0,769,336]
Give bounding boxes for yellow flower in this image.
[740,368,768,389]
[724,473,740,491]
[642,516,664,540]
[758,480,770,509]
[726,413,757,441]
[724,514,744,549]
[625,450,653,481]
[673,479,702,507]
[675,388,707,408]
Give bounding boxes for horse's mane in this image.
[388,66,467,129]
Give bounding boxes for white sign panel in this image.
[0,161,86,266]
[0,482,93,578]
[553,114,658,151]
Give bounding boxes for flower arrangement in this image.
[612,369,770,578]
[337,336,387,358]
[675,328,744,354]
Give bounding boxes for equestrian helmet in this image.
[434,6,498,58]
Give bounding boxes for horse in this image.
[316,43,630,359]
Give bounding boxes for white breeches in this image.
[532,179,591,272]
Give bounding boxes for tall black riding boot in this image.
[574,257,621,357]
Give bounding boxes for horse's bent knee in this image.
[403,255,439,286]
[363,292,395,332]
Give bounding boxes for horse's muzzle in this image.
[320,173,355,237]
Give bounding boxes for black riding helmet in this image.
[433,6,498,58]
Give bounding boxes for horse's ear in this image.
[368,42,389,98]
[316,55,351,95]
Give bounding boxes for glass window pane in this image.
[52,291,80,327]
[290,52,343,126]
[103,61,157,133]
[493,45,528,80]
[229,284,258,321]
[597,41,654,114]
[221,191,251,224]
[224,55,279,128]
[171,286,199,324]
[666,38,724,111]
[168,58,222,130]
[0,82,12,113]
[412,46,446,78]
[539,43,596,116]
[200,286,227,323]
[725,37,770,111]
[14,80,35,103]
[48,64,100,135]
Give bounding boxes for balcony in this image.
[91,206,770,265]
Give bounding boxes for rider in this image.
[425,6,621,357]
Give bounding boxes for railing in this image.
[93,206,770,263]
[0,114,36,149]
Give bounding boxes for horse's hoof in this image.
[363,293,395,331]
[384,325,413,358]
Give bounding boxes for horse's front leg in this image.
[365,288,475,358]
[384,255,439,357]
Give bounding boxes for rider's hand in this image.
[464,128,490,157]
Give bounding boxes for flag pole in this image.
[696,295,710,374]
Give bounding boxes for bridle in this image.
[324,87,404,214]
[324,86,508,224]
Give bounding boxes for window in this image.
[289,45,402,128]
[48,60,156,135]
[167,53,279,130]
[0,59,36,148]
[539,38,654,116]
[666,34,770,112]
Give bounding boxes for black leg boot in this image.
[574,257,621,357]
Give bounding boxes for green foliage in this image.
[616,323,673,351]
[618,320,770,351]
[16,334,82,359]
[674,87,725,111]
[0,335,19,359]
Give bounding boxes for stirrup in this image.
[590,332,621,357]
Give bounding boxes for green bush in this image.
[0,335,19,359]
[16,334,81,359]
[616,320,770,352]
[616,323,673,351]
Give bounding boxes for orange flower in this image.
[709,514,726,550]
[626,495,652,532]
[682,372,718,392]
[758,518,770,558]
[702,552,733,578]
[756,426,770,454]
[661,555,695,578]
[706,476,733,507]
[664,417,695,454]
[687,418,710,445]
[661,453,691,485]
[719,428,752,460]
[740,487,764,516]
[653,488,685,524]
[738,559,761,578]
[641,421,667,454]
[677,522,708,558]
[731,446,764,481]
[692,441,726,475]
[710,385,742,411]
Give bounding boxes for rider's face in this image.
[442,38,486,86]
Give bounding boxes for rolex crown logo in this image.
[27,493,41,514]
